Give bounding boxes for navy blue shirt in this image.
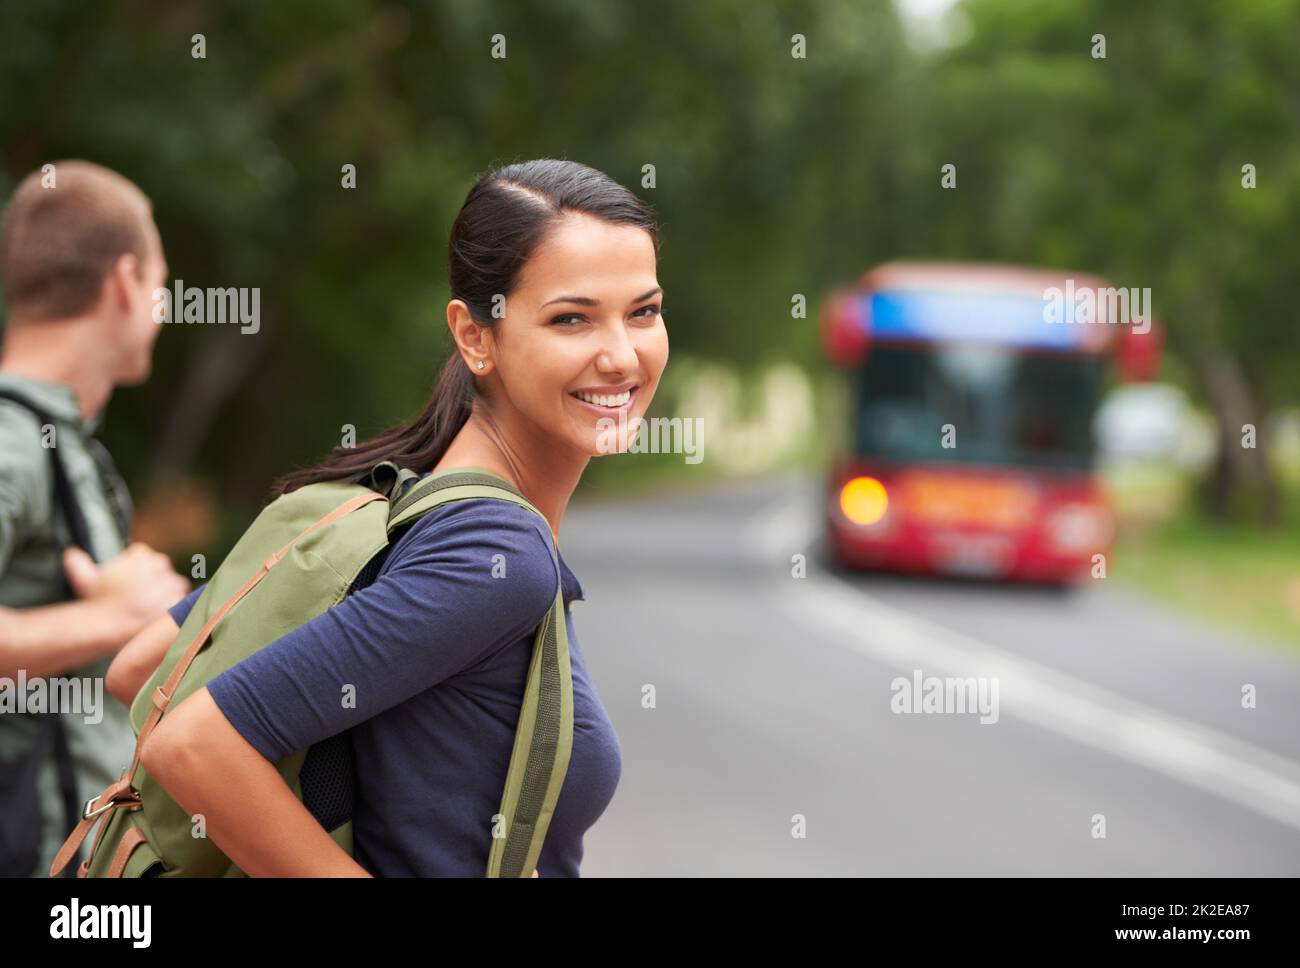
[167,487,621,877]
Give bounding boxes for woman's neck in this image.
[435,410,587,544]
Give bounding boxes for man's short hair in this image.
[0,160,155,322]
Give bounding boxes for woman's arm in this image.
[140,686,372,877]
[105,613,180,708]
[107,584,207,707]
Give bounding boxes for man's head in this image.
[0,161,167,385]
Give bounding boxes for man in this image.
[0,161,190,877]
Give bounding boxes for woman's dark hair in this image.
[270,158,659,498]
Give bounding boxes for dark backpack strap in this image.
[0,389,97,557]
[46,713,81,878]
[0,388,97,875]
[83,437,131,547]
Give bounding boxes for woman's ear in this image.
[447,299,493,372]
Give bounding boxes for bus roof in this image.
[856,261,1114,297]
[847,261,1119,353]
[822,261,1163,378]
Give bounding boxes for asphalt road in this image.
[560,471,1300,876]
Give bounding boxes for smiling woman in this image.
[274,159,669,510]
[118,159,668,877]
[447,207,668,471]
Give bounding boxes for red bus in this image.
[821,262,1161,584]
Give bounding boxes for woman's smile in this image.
[569,382,639,415]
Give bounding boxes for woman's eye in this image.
[550,314,584,327]
[633,304,662,321]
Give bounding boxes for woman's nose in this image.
[597,323,639,373]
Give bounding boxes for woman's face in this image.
[488,212,668,457]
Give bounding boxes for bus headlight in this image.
[839,476,890,527]
[1047,503,1112,554]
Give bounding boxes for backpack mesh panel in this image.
[300,730,356,831]
[347,547,388,594]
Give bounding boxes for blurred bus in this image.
[820,262,1161,584]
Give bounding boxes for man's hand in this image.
[63,542,191,643]
[0,543,192,680]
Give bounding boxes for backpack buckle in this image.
[82,793,114,820]
[82,789,140,820]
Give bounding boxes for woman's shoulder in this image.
[381,490,560,603]
[401,488,547,528]
[387,483,584,608]
[391,492,554,552]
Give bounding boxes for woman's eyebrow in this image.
[541,287,662,308]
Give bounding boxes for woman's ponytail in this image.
[269,349,475,496]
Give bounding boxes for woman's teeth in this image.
[573,389,631,408]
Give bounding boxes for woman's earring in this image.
[476,360,485,370]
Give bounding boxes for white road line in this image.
[751,492,1300,835]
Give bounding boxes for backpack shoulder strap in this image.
[385,466,539,531]
[0,388,96,557]
[0,388,99,876]
[381,465,572,877]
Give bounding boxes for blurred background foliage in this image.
[1,0,1297,614]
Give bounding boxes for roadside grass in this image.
[1106,466,1300,655]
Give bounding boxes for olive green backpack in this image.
[49,463,573,878]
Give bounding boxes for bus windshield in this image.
[854,344,1104,470]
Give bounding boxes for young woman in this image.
[110,158,668,876]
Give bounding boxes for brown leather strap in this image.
[49,774,139,878]
[52,799,139,879]
[80,774,139,876]
[49,490,387,877]
[107,826,149,878]
[54,814,98,879]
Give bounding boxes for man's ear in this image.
[104,252,141,314]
